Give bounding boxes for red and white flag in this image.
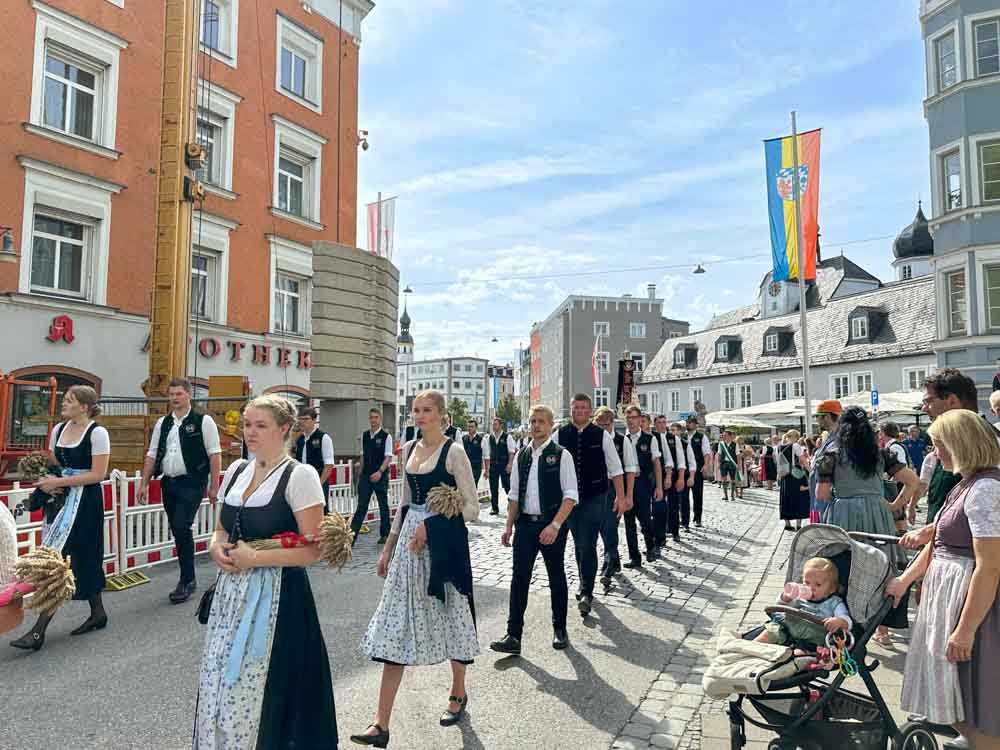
[591,334,602,388]
[366,196,396,260]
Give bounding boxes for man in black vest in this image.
[484,418,516,516]
[649,414,674,552]
[670,421,697,531]
[624,407,665,567]
[491,404,578,654]
[554,393,625,617]
[594,406,635,585]
[444,414,463,442]
[295,407,335,512]
[463,418,485,489]
[139,377,221,604]
[351,407,394,545]
[685,416,713,528]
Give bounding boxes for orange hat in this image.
[814,399,842,416]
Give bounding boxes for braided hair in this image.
[837,406,879,479]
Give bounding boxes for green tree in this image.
[447,398,470,429]
[496,394,521,427]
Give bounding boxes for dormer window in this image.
[714,336,742,363]
[764,333,779,353]
[674,348,685,366]
[672,344,697,369]
[716,341,728,360]
[761,326,795,357]
[851,316,868,340]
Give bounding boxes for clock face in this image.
[768,282,782,297]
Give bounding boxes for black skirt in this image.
[779,476,810,521]
[764,456,778,481]
[256,567,338,748]
[63,484,106,599]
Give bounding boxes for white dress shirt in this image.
[660,432,697,474]
[631,430,668,470]
[553,426,625,479]
[619,432,639,474]
[301,427,336,467]
[147,409,221,477]
[486,431,518,462]
[508,437,579,514]
[689,431,713,462]
[367,428,394,459]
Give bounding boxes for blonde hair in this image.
[245,393,299,451]
[783,429,801,443]
[413,389,448,429]
[928,409,1000,476]
[529,404,555,424]
[592,406,615,423]
[67,385,101,418]
[803,557,839,586]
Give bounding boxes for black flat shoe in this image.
[169,580,196,604]
[10,630,44,651]
[489,634,522,655]
[440,695,467,726]
[350,723,389,747]
[70,615,108,636]
[623,560,642,569]
[376,536,388,545]
[578,595,592,617]
[552,629,569,650]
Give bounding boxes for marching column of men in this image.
[661,421,696,542]
[623,407,665,568]
[350,407,394,545]
[594,407,636,585]
[485,418,517,516]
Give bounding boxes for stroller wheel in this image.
[895,721,940,750]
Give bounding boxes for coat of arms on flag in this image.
[776,166,809,202]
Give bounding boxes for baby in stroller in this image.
[754,557,851,647]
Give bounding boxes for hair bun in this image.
[89,404,102,418]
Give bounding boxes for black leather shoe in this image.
[489,510,499,516]
[552,629,569,650]
[672,534,681,543]
[578,595,592,617]
[10,629,45,652]
[350,723,389,747]
[489,634,522,655]
[376,536,388,544]
[169,580,196,604]
[623,560,642,569]
[646,548,659,562]
[440,695,467,726]
[70,614,108,636]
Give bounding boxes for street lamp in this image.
[693,264,706,274]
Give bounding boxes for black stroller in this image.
[727,524,949,750]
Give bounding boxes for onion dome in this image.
[892,203,933,260]
[398,305,413,345]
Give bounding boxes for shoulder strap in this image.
[223,460,251,497]
[272,460,297,507]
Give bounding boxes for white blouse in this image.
[965,478,1000,539]
[219,458,325,512]
[390,439,480,536]
[49,421,111,456]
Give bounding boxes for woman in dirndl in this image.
[777,430,810,532]
[888,410,1000,749]
[10,385,110,652]
[352,389,480,748]
[195,394,336,749]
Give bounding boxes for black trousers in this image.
[489,466,511,512]
[624,475,654,563]
[691,470,704,523]
[470,463,482,491]
[507,516,568,639]
[599,486,621,576]
[161,474,207,584]
[570,496,604,597]
[351,476,391,539]
[653,491,669,545]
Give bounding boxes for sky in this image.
[355,0,931,366]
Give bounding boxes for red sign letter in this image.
[46,315,75,344]
[228,341,245,362]
[276,348,291,368]
[296,351,312,369]
[198,338,221,358]
[252,344,271,365]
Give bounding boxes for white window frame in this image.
[970,16,1000,79]
[276,13,324,113]
[764,333,779,353]
[931,138,966,219]
[690,387,703,410]
[628,321,646,338]
[669,389,680,413]
[196,79,241,195]
[738,382,752,409]
[926,19,962,98]
[272,115,326,229]
[18,156,122,305]
[791,379,804,398]
[648,391,659,414]
[200,0,239,68]
[721,384,737,411]
[851,315,869,340]
[852,371,874,394]
[936,30,958,91]
[668,331,682,339]
[191,250,218,322]
[901,264,913,280]
[941,149,963,212]
[830,374,850,400]
[29,211,90,298]
[971,133,1000,206]
[772,379,788,402]
[28,1,127,157]
[190,211,235,324]
[274,272,305,335]
[673,348,685,366]
[984,263,1000,332]
[632,352,646,372]
[716,341,729,360]
[268,234,313,337]
[593,388,610,409]
[903,367,930,391]
[597,351,610,373]
[946,268,968,336]
[593,321,609,337]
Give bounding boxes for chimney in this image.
[623,293,632,298]
[647,283,656,300]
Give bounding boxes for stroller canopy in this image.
[785,524,893,625]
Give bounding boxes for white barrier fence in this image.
[0,460,403,578]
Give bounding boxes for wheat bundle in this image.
[13,546,76,615]
[17,452,50,482]
[426,484,464,519]
[246,512,353,571]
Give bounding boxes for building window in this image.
[476,364,484,373]
[764,333,779,353]
[594,388,610,408]
[985,266,1000,331]
[947,269,967,335]
[628,321,646,338]
[195,114,222,185]
[594,321,609,337]
[981,141,1000,202]
[453,381,460,390]
[716,341,728,360]
[669,331,682,339]
[272,116,326,227]
[936,31,957,90]
[673,349,685,366]
[738,383,752,409]
[904,367,929,391]
[691,387,703,409]
[276,14,323,111]
[30,213,86,296]
[974,19,1000,77]
[274,273,304,334]
[277,152,306,216]
[854,371,873,394]
[831,374,850,400]
[902,264,912,280]
[942,150,962,211]
[465,364,472,372]
[43,49,99,141]
[200,0,238,64]
[649,391,659,413]
[632,353,646,372]
[465,381,472,389]
[773,380,788,401]
[791,379,804,398]
[851,316,869,340]
[597,351,610,373]
[722,384,736,410]
[638,393,648,410]
[191,250,219,321]
[669,390,680,412]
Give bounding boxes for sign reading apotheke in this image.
[196,337,312,370]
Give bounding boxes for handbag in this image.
[196,459,251,625]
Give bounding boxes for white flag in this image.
[366,196,396,260]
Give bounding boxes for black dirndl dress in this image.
[778,445,810,521]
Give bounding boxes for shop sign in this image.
[46,315,75,344]
[196,337,311,369]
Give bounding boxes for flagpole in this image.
[376,191,382,257]
[790,111,813,436]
